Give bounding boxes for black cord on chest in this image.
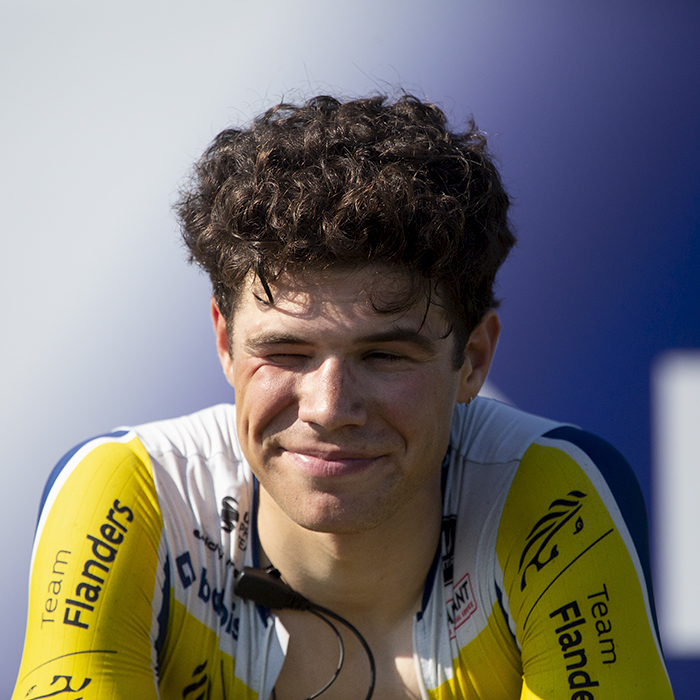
[234,566,376,700]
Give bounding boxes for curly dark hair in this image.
[178,94,515,365]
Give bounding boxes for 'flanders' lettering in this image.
[549,600,601,699]
[63,499,133,629]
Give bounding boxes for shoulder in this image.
[512,425,651,586]
[511,424,647,547]
[444,399,567,527]
[450,398,642,506]
[129,403,240,463]
[492,415,655,634]
[450,397,564,465]
[39,403,244,522]
[449,399,650,587]
[454,399,649,561]
[38,428,153,524]
[530,426,646,524]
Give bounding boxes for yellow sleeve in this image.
[496,429,674,700]
[12,433,165,700]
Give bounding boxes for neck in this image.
[255,472,443,626]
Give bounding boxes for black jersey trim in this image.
[542,426,662,646]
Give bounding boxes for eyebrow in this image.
[243,328,438,355]
[243,333,310,353]
[358,328,437,353]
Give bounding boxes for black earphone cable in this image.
[234,566,375,700]
[305,602,376,700]
[304,608,345,699]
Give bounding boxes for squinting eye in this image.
[366,352,404,362]
[266,353,311,366]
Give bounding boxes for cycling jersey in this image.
[12,398,674,699]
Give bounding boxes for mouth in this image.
[282,449,384,477]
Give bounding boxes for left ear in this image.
[456,309,501,403]
[212,298,235,387]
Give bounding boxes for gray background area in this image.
[2,1,699,696]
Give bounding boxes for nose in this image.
[297,356,368,430]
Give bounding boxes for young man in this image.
[13,95,674,699]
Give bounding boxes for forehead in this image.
[234,265,449,332]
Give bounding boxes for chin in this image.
[285,495,394,535]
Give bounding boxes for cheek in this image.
[389,363,459,402]
[234,365,298,442]
[379,369,459,430]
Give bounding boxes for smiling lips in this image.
[283,449,385,478]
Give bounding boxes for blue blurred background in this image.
[2,2,698,696]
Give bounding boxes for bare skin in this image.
[213,266,500,699]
